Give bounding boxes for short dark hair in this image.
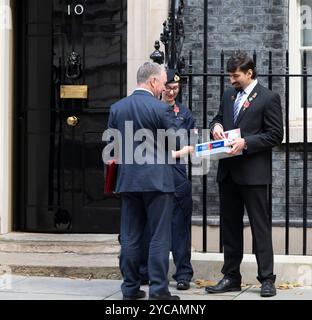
[226,52,257,79]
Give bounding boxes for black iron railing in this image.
[181,49,311,256]
[151,0,310,256]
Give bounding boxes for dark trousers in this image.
[171,194,194,282]
[119,192,174,296]
[219,175,276,283]
[139,181,194,283]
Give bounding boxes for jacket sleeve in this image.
[244,92,284,154]
[209,93,226,138]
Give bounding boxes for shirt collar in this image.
[134,88,154,96]
[243,79,258,96]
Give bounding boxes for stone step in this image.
[0,242,120,254]
[0,233,120,254]
[0,233,122,279]
[180,253,312,286]
[1,233,312,285]
[0,252,121,280]
[3,252,312,285]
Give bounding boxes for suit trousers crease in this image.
[219,175,276,283]
[119,192,174,296]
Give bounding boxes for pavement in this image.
[0,275,312,300]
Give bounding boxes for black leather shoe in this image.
[123,289,146,300]
[149,293,180,300]
[260,280,276,297]
[205,277,241,294]
[177,281,190,290]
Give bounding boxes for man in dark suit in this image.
[107,62,179,300]
[139,69,196,291]
[205,52,283,297]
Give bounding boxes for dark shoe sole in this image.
[149,294,180,300]
[260,292,276,298]
[149,296,180,300]
[123,290,146,300]
[205,287,241,294]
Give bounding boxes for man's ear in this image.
[150,77,156,89]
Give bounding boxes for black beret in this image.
[166,69,181,84]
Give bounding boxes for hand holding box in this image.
[195,129,242,160]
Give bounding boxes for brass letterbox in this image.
[60,85,88,99]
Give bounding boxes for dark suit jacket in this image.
[210,82,283,185]
[108,89,175,193]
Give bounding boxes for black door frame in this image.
[13,0,125,233]
[13,0,28,231]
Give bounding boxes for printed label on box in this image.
[195,128,242,160]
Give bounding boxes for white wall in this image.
[127,0,169,95]
[0,0,13,234]
[288,0,312,142]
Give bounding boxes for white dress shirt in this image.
[134,88,154,96]
[212,79,258,133]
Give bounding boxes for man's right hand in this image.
[212,124,226,140]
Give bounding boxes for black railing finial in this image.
[150,0,185,69]
[150,41,164,65]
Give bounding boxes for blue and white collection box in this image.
[195,128,242,160]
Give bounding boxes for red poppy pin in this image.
[243,92,258,110]
[243,101,251,109]
[173,105,180,115]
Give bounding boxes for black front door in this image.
[15,0,126,233]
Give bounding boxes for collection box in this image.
[195,128,242,160]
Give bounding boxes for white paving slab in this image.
[0,275,28,290]
[105,289,235,300]
[0,277,312,301]
[0,276,121,298]
[0,292,104,300]
[105,282,241,300]
[235,286,312,300]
